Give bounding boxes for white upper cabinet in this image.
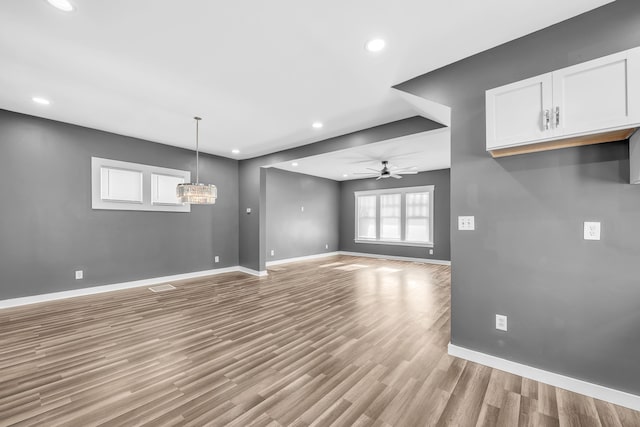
[486,74,553,148]
[553,49,640,137]
[486,46,640,152]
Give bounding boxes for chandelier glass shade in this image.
[177,117,217,205]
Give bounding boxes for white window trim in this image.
[354,185,434,248]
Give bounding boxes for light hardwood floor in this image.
[0,256,638,426]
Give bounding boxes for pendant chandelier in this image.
[176,116,217,204]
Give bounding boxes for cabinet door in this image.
[486,73,553,150]
[553,47,640,137]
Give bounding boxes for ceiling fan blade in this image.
[396,171,418,175]
[375,176,383,180]
[390,174,403,179]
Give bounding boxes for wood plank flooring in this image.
[0,255,638,426]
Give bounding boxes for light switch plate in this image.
[75,270,83,280]
[584,221,601,240]
[458,216,475,231]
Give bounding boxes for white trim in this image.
[237,267,268,277]
[448,343,640,412]
[266,252,340,266]
[0,266,259,309]
[338,251,451,266]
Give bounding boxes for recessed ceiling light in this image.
[46,0,74,12]
[32,97,51,105]
[312,122,323,129]
[292,162,299,167]
[343,174,348,178]
[231,149,240,155]
[365,38,386,52]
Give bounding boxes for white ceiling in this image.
[270,127,450,181]
[0,0,612,159]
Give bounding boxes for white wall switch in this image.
[458,216,475,231]
[301,206,304,212]
[584,221,601,240]
[75,270,83,280]
[270,249,275,256]
[214,256,219,263]
[496,314,507,331]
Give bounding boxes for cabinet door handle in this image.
[555,107,560,128]
[543,109,550,130]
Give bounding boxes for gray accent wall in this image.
[238,116,445,271]
[396,0,640,395]
[339,169,451,261]
[0,110,239,300]
[266,168,339,262]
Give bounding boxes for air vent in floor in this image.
[148,284,176,293]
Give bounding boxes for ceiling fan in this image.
[354,160,418,180]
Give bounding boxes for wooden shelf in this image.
[489,128,637,158]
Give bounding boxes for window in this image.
[354,185,434,247]
[380,193,401,240]
[91,157,191,212]
[356,195,377,239]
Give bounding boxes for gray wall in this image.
[266,168,339,262]
[238,116,445,271]
[339,169,451,261]
[0,110,239,300]
[396,0,640,394]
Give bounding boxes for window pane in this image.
[406,218,429,242]
[406,192,429,243]
[380,194,401,239]
[357,195,377,239]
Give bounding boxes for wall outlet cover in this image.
[246,207,251,214]
[496,314,508,331]
[270,250,275,256]
[584,221,601,240]
[75,270,83,280]
[214,256,219,263]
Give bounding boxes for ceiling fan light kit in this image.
[176,117,218,205]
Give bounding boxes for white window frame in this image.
[354,185,434,248]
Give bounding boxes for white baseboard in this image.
[266,252,340,267]
[448,343,640,411]
[237,267,268,277]
[338,251,451,266]
[0,266,261,309]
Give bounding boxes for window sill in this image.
[354,239,433,248]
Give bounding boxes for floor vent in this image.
[148,284,176,293]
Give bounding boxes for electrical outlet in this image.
[458,216,475,231]
[75,270,83,280]
[584,221,601,240]
[301,206,304,212]
[429,249,433,255]
[214,256,219,263]
[270,249,275,256]
[246,207,251,214]
[325,244,329,249]
[495,314,508,331]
